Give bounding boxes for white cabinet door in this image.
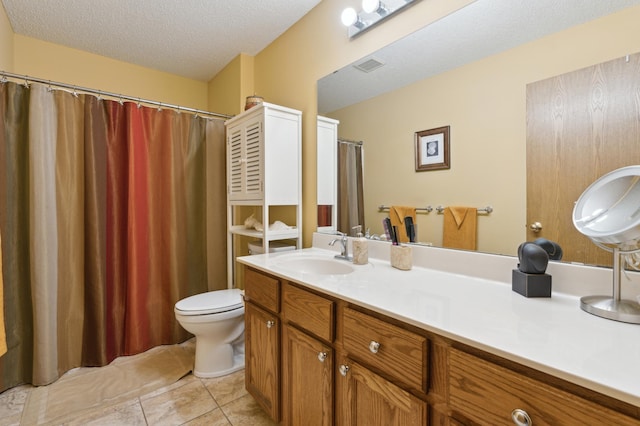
[227,115,263,201]
[317,116,338,232]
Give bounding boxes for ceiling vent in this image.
[353,57,385,73]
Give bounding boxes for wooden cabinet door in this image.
[336,359,427,426]
[245,302,280,421]
[282,325,333,426]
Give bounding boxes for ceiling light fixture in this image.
[341,7,365,29]
[341,0,419,38]
[362,0,388,16]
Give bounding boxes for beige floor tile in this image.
[220,394,277,426]
[140,377,217,426]
[64,398,147,426]
[0,384,32,426]
[201,370,247,406]
[141,373,200,400]
[183,408,231,426]
[1,341,272,426]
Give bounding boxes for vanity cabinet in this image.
[244,267,430,426]
[225,102,302,287]
[245,303,280,420]
[244,269,337,425]
[336,306,429,425]
[341,306,427,392]
[335,357,427,426]
[242,266,639,425]
[281,282,336,425]
[282,324,333,425]
[243,268,281,421]
[449,348,639,426]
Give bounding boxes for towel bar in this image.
[378,205,433,213]
[435,205,493,214]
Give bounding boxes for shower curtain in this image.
[337,140,364,235]
[0,81,226,391]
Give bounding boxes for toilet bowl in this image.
[174,288,245,378]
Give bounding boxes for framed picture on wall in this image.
[415,126,450,171]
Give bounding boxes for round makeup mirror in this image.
[573,165,640,323]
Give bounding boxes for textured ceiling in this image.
[1,0,321,81]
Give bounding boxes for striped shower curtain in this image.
[0,81,226,391]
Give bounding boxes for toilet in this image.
[174,288,245,378]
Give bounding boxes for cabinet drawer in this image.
[342,307,426,391]
[450,348,639,425]
[244,268,280,313]
[282,283,334,342]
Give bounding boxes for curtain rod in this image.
[0,70,233,120]
[338,138,363,146]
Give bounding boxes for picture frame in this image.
[415,126,450,171]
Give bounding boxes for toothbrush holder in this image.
[390,245,412,270]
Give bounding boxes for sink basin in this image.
[275,257,355,275]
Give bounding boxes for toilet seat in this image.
[175,288,243,316]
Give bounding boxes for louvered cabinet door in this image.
[243,118,263,199]
[226,115,263,201]
[227,126,244,199]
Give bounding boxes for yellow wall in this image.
[251,1,640,253]
[328,6,640,255]
[250,0,475,246]
[207,53,255,116]
[4,0,639,254]
[0,4,13,70]
[2,0,475,248]
[11,35,208,110]
[330,5,640,255]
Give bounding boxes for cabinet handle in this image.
[511,408,532,426]
[266,320,275,329]
[369,340,381,354]
[339,365,350,377]
[317,351,328,362]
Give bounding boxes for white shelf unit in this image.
[225,102,302,287]
[317,116,339,233]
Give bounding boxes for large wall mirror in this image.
[317,0,640,266]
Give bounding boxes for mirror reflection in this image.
[317,0,640,266]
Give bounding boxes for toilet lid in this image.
[175,288,244,315]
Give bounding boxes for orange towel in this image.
[442,207,477,250]
[389,206,417,243]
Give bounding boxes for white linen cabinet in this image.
[316,116,339,234]
[225,103,302,287]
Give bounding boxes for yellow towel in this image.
[0,229,6,356]
[389,206,417,243]
[442,207,477,250]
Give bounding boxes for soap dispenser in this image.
[352,225,368,265]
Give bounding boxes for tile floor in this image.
[0,343,276,426]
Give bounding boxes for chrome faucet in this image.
[329,231,352,261]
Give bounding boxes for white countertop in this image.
[237,235,640,408]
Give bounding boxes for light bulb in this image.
[341,7,358,26]
[362,0,380,14]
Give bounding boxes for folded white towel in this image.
[244,214,291,232]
